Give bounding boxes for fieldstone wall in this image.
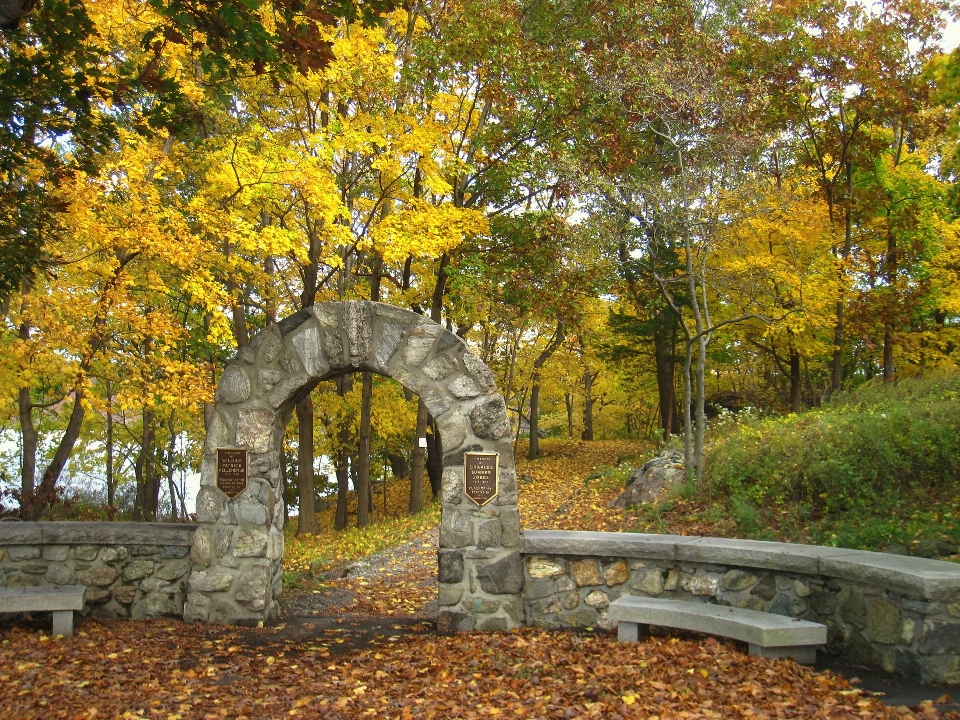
[189,301,523,630]
[0,522,194,620]
[523,531,960,685]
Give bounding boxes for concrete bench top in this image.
[609,596,827,648]
[0,585,86,612]
[0,521,195,547]
[522,530,960,601]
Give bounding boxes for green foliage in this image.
[706,372,960,548]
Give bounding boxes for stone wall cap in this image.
[676,536,860,575]
[0,521,196,547]
[523,530,960,601]
[819,552,960,601]
[0,521,42,544]
[522,530,692,560]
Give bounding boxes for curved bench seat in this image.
[610,596,827,664]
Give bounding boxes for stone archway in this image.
[184,301,524,632]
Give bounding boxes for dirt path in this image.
[281,527,440,621]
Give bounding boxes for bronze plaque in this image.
[216,448,248,499]
[464,452,499,507]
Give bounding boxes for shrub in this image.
[706,373,960,546]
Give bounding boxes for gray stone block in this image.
[373,321,406,373]
[188,570,234,593]
[79,565,119,587]
[523,530,688,561]
[290,324,328,377]
[462,352,497,393]
[437,411,467,453]
[449,375,482,399]
[123,560,155,581]
[46,565,77,586]
[524,577,557,600]
[403,322,439,365]
[440,510,474,549]
[235,565,271,611]
[476,552,524,595]
[422,388,451,418]
[469,397,511,439]
[478,519,502,549]
[438,584,463,607]
[423,354,458,381]
[236,408,275,454]
[437,609,472,634]
[42,546,69,562]
[438,550,464,584]
[197,487,227,525]
[162,546,189,559]
[6,546,41,561]
[216,365,251,404]
[344,301,373,367]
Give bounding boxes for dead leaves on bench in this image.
[0,619,956,719]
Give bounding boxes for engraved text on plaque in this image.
[464,452,499,507]
[216,448,248,499]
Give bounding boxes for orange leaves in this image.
[0,619,939,719]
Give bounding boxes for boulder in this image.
[608,450,684,508]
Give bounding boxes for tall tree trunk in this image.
[334,374,352,530]
[582,366,595,441]
[653,312,678,440]
[105,379,115,508]
[680,338,694,483]
[296,395,321,535]
[409,402,428,513]
[883,227,897,380]
[32,389,87,519]
[166,409,178,520]
[426,420,443,499]
[280,440,290,527]
[356,372,374,528]
[831,162,854,393]
[564,392,574,439]
[790,347,802,414]
[133,407,158,521]
[388,453,409,480]
[18,384,37,519]
[528,320,564,461]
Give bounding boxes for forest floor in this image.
[1,439,959,718]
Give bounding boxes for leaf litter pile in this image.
[1,619,948,719]
[2,439,959,718]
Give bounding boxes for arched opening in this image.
[185,301,525,631]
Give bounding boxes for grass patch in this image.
[700,372,960,552]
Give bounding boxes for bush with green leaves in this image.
[706,373,960,548]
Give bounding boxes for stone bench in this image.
[609,596,827,664]
[0,585,86,636]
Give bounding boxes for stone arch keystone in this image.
[185,301,525,632]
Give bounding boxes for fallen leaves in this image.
[0,620,953,719]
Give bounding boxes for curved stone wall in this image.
[187,301,523,630]
[0,521,194,620]
[522,530,960,685]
